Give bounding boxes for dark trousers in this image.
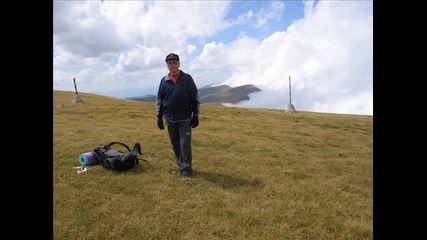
[166,120,192,176]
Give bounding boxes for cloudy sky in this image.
[53,0,373,116]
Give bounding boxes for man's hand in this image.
[157,116,164,130]
[191,115,199,128]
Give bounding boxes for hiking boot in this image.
[181,171,191,181]
[181,174,191,181]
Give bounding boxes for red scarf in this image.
[170,72,181,84]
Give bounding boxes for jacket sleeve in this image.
[188,76,200,116]
[156,78,164,117]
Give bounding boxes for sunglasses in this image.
[167,61,178,65]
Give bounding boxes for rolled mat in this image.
[79,152,98,166]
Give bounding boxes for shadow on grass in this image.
[194,170,265,190]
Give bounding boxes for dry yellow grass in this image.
[54,90,373,240]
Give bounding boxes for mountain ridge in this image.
[126,84,261,104]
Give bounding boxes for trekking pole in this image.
[77,167,88,174]
[74,165,100,174]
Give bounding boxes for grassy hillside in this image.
[53,90,373,239]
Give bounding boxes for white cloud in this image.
[54,0,373,115]
[254,1,285,28]
[220,1,373,115]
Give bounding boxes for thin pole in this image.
[289,76,292,104]
[73,78,78,95]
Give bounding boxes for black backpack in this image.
[92,142,143,171]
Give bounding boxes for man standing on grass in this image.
[156,53,200,181]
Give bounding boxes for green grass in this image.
[54,90,373,240]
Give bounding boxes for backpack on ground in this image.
[92,142,143,171]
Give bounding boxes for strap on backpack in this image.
[107,142,132,152]
[129,143,142,155]
[108,142,146,163]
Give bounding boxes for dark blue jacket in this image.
[156,70,200,122]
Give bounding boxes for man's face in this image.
[167,60,180,72]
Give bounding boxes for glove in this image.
[191,115,199,128]
[157,116,164,130]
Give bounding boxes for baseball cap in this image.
[165,53,179,62]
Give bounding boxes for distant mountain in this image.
[126,84,261,104]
